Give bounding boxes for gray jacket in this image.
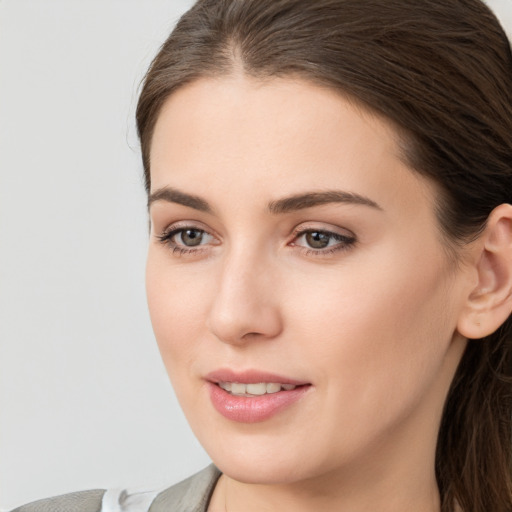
[10,465,221,512]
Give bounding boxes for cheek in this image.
[145,251,211,378]
[287,245,456,420]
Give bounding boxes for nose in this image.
[207,251,283,345]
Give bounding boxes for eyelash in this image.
[156,225,356,257]
[291,228,356,256]
[156,227,212,256]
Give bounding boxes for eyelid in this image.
[290,222,356,240]
[289,223,357,255]
[156,221,220,256]
[156,219,217,238]
[155,220,356,258]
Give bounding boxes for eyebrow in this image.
[267,190,382,214]
[148,187,381,214]
[148,187,213,213]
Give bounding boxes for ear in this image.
[457,203,512,340]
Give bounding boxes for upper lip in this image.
[205,369,310,386]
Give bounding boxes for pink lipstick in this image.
[205,369,311,423]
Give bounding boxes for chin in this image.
[213,455,314,485]
[197,429,333,486]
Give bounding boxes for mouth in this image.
[205,370,312,423]
[217,381,299,396]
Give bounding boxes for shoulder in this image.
[149,465,221,512]
[10,489,106,512]
[9,466,221,512]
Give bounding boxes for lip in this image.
[205,369,312,423]
[205,369,309,386]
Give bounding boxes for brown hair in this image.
[136,1,512,510]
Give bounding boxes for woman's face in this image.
[146,76,469,485]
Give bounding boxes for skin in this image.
[146,75,474,512]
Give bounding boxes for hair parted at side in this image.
[136,1,512,510]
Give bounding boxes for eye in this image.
[292,228,356,254]
[303,231,335,249]
[174,228,210,247]
[157,225,217,254]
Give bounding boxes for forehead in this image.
[149,75,434,217]
[151,75,398,158]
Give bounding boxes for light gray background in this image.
[1,1,511,510]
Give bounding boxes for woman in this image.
[13,0,512,511]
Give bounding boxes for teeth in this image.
[231,383,246,395]
[218,382,232,392]
[266,383,281,394]
[247,383,267,395]
[218,382,297,396]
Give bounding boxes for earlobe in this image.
[457,204,512,340]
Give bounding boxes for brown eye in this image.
[293,228,356,254]
[178,229,205,247]
[305,231,331,249]
[157,225,217,253]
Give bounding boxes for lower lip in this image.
[207,382,311,423]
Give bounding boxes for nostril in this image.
[241,332,262,339]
